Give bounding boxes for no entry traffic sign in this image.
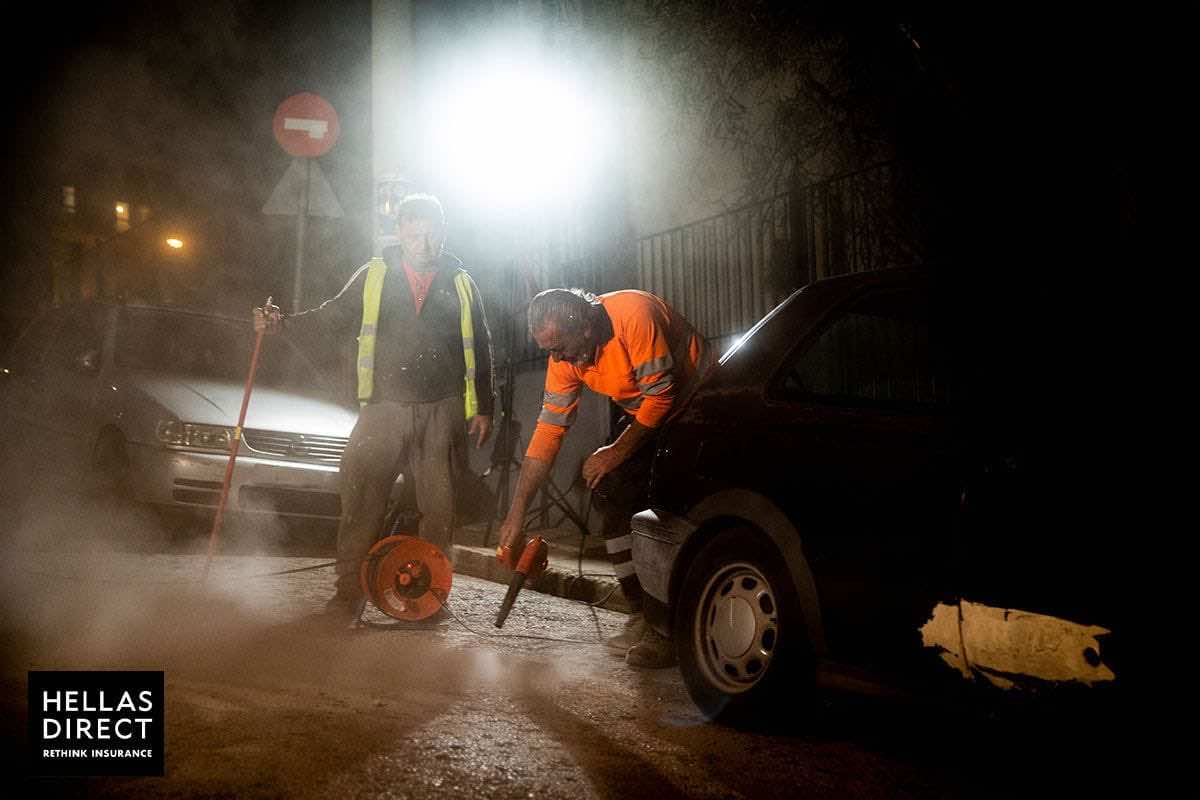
[273,93,340,158]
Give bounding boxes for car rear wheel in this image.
[89,429,152,538]
[91,429,132,498]
[675,526,814,724]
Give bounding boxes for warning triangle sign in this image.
[263,158,344,218]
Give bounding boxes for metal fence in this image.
[502,161,920,364]
[635,162,920,342]
[637,192,796,345]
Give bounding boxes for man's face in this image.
[534,321,596,367]
[397,217,445,270]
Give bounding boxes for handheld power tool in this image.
[494,536,549,628]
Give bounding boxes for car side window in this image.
[778,287,950,408]
[47,308,105,370]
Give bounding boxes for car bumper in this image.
[126,442,398,519]
[630,508,697,606]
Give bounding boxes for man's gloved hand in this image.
[253,298,283,335]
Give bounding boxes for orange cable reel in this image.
[358,535,453,622]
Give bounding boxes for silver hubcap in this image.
[694,562,778,694]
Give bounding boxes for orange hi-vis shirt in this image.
[526,290,711,463]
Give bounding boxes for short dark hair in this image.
[527,288,600,338]
[395,193,445,227]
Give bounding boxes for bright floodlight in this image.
[166,238,183,249]
[430,53,605,214]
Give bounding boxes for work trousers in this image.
[333,395,462,601]
[590,431,657,613]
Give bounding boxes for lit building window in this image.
[62,186,76,214]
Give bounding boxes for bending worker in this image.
[496,288,711,668]
[256,193,495,628]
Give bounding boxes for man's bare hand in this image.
[495,517,524,565]
[253,299,283,335]
[468,415,492,449]
[582,444,625,490]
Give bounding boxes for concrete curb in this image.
[452,544,633,614]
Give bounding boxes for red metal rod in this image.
[202,315,268,582]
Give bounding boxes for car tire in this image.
[89,429,157,543]
[91,429,132,499]
[675,525,815,725]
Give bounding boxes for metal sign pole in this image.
[292,158,311,311]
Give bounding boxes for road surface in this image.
[1,496,1131,798]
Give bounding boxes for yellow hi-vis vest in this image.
[356,257,480,419]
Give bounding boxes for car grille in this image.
[241,429,348,465]
[169,481,342,518]
[238,486,341,518]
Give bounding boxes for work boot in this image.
[308,594,366,631]
[625,626,676,669]
[605,612,645,652]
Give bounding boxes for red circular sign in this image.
[272,93,340,158]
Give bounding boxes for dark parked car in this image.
[631,267,1119,721]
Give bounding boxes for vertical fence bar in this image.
[750,204,763,322]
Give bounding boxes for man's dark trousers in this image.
[591,434,657,612]
[333,394,462,602]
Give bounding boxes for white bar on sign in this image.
[283,117,329,139]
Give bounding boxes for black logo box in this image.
[28,670,164,777]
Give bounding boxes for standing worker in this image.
[496,288,712,668]
[256,193,496,628]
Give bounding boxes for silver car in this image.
[1,303,387,522]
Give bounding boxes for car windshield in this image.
[719,290,801,365]
[114,307,328,395]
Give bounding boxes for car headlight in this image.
[156,420,234,451]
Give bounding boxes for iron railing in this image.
[636,162,921,342]
[499,161,922,365]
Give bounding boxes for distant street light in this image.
[115,201,130,233]
[166,237,184,249]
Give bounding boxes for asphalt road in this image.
[0,495,1135,799]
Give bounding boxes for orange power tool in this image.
[494,536,549,628]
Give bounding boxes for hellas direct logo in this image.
[42,688,154,741]
[28,670,165,776]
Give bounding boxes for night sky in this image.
[1,0,373,333]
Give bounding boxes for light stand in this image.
[482,260,589,546]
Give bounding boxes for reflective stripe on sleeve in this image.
[633,353,674,378]
[543,390,580,407]
[641,376,672,396]
[538,407,577,426]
